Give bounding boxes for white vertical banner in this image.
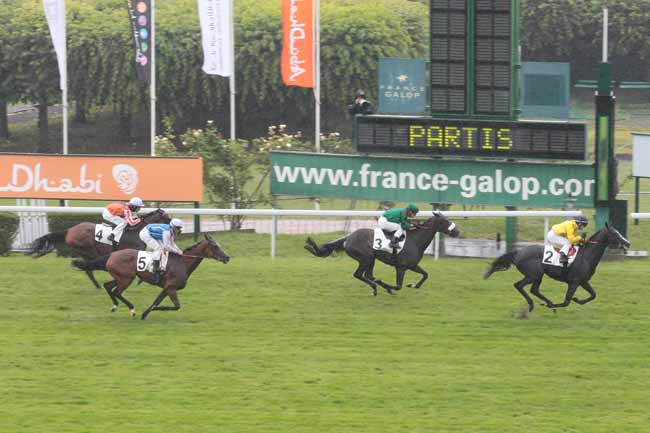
[43,0,66,90]
[198,0,232,77]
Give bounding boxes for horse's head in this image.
[142,208,171,224]
[602,223,630,250]
[421,211,460,238]
[201,233,230,264]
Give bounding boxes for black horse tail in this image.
[482,251,517,279]
[26,231,67,257]
[71,255,110,272]
[304,236,347,258]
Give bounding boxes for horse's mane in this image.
[417,214,446,228]
[183,240,206,252]
[587,226,607,241]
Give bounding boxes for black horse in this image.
[483,223,630,311]
[305,212,460,296]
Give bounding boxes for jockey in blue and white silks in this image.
[139,219,184,279]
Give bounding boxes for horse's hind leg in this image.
[353,260,380,296]
[572,281,596,305]
[86,270,101,289]
[112,278,137,317]
[514,277,535,312]
[103,280,119,312]
[529,279,554,308]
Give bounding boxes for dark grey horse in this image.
[305,213,460,296]
[483,223,630,311]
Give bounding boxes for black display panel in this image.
[355,115,586,160]
[474,0,512,115]
[430,0,467,114]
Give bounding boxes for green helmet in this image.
[406,203,419,213]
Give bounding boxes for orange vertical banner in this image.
[281,0,314,88]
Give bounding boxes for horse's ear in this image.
[433,210,441,217]
[204,233,214,241]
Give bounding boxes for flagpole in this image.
[150,0,156,156]
[229,0,235,141]
[314,0,320,153]
[61,0,68,155]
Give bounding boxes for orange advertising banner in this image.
[0,154,203,202]
[281,0,314,88]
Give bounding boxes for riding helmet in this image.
[355,89,366,98]
[574,215,588,226]
[129,197,144,207]
[406,203,419,213]
[170,218,184,228]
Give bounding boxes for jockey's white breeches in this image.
[547,230,572,255]
[378,216,403,238]
[103,210,126,241]
[139,229,163,261]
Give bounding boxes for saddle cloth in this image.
[136,251,169,273]
[94,224,116,245]
[542,244,579,267]
[373,228,406,254]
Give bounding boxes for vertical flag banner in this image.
[43,0,65,90]
[281,0,314,88]
[126,0,152,82]
[198,0,232,76]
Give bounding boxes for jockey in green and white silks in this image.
[378,203,419,248]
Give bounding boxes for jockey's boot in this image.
[152,260,162,284]
[389,235,400,249]
[111,240,119,251]
[559,252,569,266]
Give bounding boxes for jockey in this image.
[139,218,184,283]
[547,215,588,265]
[378,203,419,248]
[103,197,143,245]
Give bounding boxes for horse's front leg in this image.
[85,269,102,289]
[572,281,596,305]
[142,289,168,320]
[406,265,428,288]
[545,282,580,309]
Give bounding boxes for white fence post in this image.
[271,215,277,258]
[434,232,440,260]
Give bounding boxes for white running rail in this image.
[0,206,583,257]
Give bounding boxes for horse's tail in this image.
[482,251,517,279]
[71,255,110,272]
[26,231,67,257]
[304,236,347,258]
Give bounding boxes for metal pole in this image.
[193,201,200,240]
[544,217,549,244]
[61,0,68,155]
[434,231,440,260]
[271,196,277,258]
[314,0,320,152]
[150,0,156,155]
[602,8,608,63]
[635,177,640,225]
[229,0,236,140]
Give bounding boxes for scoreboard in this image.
[430,0,516,118]
[355,115,586,160]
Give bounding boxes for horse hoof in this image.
[372,288,377,297]
[111,305,117,313]
[130,309,136,317]
[407,283,415,288]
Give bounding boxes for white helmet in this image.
[170,218,184,228]
[128,197,144,207]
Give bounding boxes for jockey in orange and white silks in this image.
[547,215,588,263]
[102,197,143,243]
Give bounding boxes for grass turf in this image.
[1,244,649,433]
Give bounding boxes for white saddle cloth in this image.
[136,251,169,273]
[94,224,115,245]
[542,244,579,267]
[373,229,406,254]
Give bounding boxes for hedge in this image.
[47,213,103,257]
[0,213,19,255]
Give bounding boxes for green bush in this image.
[47,213,102,257]
[0,213,19,255]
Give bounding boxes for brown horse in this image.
[28,208,171,288]
[72,234,230,320]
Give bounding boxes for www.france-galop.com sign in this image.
[270,151,595,208]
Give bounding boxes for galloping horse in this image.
[27,208,171,288]
[483,223,630,312]
[72,234,230,320]
[305,212,460,296]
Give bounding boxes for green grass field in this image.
[1,237,650,433]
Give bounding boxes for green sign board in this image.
[270,151,595,208]
[521,62,570,119]
[378,58,427,115]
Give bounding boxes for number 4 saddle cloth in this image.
[543,244,579,267]
[372,229,407,254]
